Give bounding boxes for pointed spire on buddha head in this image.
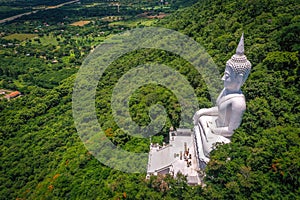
[226,33,251,83]
[236,33,244,55]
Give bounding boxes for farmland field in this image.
[109,18,157,28]
[30,34,61,46]
[3,33,38,41]
[70,20,91,26]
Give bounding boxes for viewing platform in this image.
[147,128,202,185]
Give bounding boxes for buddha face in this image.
[222,65,243,92]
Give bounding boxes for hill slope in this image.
[1,0,299,199]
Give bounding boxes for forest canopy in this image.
[0,0,299,199]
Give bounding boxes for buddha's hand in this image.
[207,122,218,135]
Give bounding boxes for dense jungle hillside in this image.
[1,0,299,199]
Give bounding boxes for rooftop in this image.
[147,128,201,185]
[4,91,21,99]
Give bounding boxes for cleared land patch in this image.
[109,18,156,28]
[30,34,61,46]
[70,20,91,26]
[3,33,38,41]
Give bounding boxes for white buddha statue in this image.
[193,34,252,164]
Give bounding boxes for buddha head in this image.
[222,33,252,92]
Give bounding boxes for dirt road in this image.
[0,0,80,24]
